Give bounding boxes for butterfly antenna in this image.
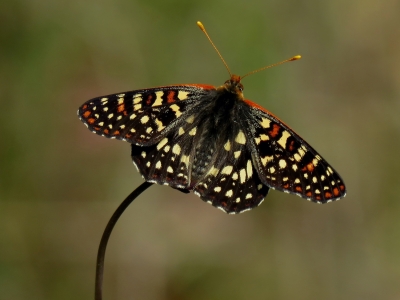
[197,21,232,77]
[241,55,302,79]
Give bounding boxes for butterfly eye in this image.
[237,83,244,91]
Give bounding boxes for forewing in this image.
[242,100,346,203]
[78,85,214,145]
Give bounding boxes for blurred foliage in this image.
[1,0,400,299]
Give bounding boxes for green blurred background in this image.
[1,0,399,299]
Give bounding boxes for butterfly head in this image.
[219,74,244,98]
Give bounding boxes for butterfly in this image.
[78,22,346,214]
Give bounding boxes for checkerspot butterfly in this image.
[78,21,346,214]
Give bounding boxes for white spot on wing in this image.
[224,140,231,151]
[260,117,271,128]
[133,96,142,104]
[235,130,246,144]
[153,91,164,106]
[277,130,291,149]
[157,138,168,150]
[172,144,181,155]
[261,155,273,166]
[279,159,287,169]
[140,115,149,124]
[221,165,233,175]
[178,91,189,100]
[170,104,182,117]
[246,160,253,178]
[181,155,190,167]
[155,118,165,131]
[239,169,246,183]
[189,127,197,136]
[186,115,194,123]
[207,166,219,177]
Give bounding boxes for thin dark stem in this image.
[95,181,154,300]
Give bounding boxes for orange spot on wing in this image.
[340,185,345,191]
[269,124,280,138]
[83,110,91,118]
[306,191,312,197]
[325,192,332,198]
[113,130,120,135]
[87,118,96,124]
[288,140,295,152]
[103,129,109,134]
[167,90,176,103]
[117,104,125,112]
[301,162,315,172]
[82,104,88,110]
[306,162,314,172]
[295,186,302,192]
[145,94,153,105]
[333,187,340,196]
[283,183,289,189]
[315,195,321,200]
[125,133,132,139]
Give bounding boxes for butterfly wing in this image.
[78,84,214,145]
[193,139,270,214]
[242,100,346,203]
[130,110,203,190]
